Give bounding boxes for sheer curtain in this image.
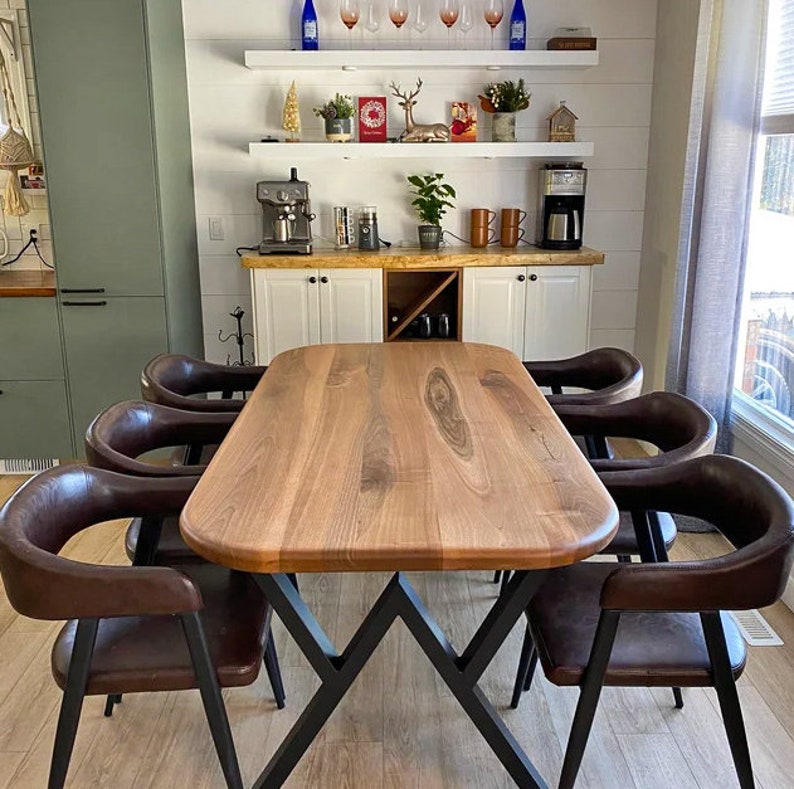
[665,0,768,452]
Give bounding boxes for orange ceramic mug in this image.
[500,224,526,248]
[470,208,497,248]
[500,208,527,229]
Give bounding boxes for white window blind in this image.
[762,0,794,133]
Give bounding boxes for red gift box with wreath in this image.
[358,97,387,142]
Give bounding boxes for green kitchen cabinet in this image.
[27,0,204,455]
[0,298,63,380]
[60,297,168,444]
[0,380,72,459]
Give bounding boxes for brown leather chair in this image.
[524,347,643,405]
[85,400,286,711]
[554,391,718,562]
[511,455,794,789]
[0,465,275,789]
[141,353,266,414]
[85,400,235,564]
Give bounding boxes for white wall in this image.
[181,0,657,363]
[0,0,52,272]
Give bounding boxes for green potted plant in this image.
[407,173,456,250]
[478,79,532,142]
[313,93,356,142]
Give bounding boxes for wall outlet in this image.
[20,221,38,239]
[208,216,225,241]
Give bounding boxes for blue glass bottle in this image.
[302,0,319,50]
[509,0,526,50]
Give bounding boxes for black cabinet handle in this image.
[517,274,525,282]
[62,300,107,306]
[0,390,3,396]
[529,273,538,282]
[320,276,329,284]
[60,288,105,294]
[308,276,317,284]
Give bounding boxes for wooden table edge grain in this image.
[180,342,618,574]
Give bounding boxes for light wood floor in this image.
[0,475,793,788]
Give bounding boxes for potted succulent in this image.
[407,172,456,250]
[478,79,532,142]
[313,93,356,142]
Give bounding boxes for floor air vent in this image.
[0,458,59,475]
[729,610,783,646]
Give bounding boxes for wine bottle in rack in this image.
[302,0,319,50]
[508,0,526,50]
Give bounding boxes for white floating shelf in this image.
[248,141,594,160]
[244,49,598,72]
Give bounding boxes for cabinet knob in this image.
[529,273,538,282]
[517,274,526,282]
[320,276,329,284]
[308,276,317,284]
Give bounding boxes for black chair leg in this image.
[499,570,511,596]
[616,554,632,564]
[103,693,122,718]
[701,612,754,788]
[559,611,620,789]
[184,443,204,465]
[49,618,99,789]
[492,570,501,584]
[263,630,286,709]
[181,612,243,789]
[649,511,670,562]
[511,625,537,709]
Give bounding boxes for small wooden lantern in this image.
[547,101,578,143]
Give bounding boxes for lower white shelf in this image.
[248,141,594,160]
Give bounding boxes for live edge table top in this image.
[180,342,618,574]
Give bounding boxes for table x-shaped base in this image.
[252,569,548,788]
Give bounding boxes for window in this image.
[734,0,794,440]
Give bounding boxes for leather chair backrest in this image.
[141,353,266,413]
[599,455,794,612]
[85,400,235,477]
[0,465,201,621]
[554,391,718,471]
[524,347,643,406]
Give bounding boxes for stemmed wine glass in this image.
[458,2,473,49]
[389,0,409,33]
[364,0,380,34]
[483,0,503,50]
[340,0,360,49]
[411,0,429,48]
[439,0,459,49]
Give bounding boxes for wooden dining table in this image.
[180,341,618,788]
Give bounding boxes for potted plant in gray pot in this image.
[407,172,456,249]
[313,93,355,142]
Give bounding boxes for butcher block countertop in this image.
[242,245,604,270]
[0,270,56,297]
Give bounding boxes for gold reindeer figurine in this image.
[389,78,450,143]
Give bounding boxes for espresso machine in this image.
[257,167,316,254]
[536,162,587,250]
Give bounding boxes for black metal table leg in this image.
[253,569,549,788]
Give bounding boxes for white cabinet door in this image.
[523,266,591,361]
[318,269,384,345]
[462,266,527,358]
[251,269,321,364]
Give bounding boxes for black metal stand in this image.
[253,569,549,788]
[218,306,254,367]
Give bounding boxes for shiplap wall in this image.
[0,0,51,272]
[182,0,657,363]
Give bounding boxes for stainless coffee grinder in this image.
[358,205,380,250]
[257,167,316,254]
[536,162,587,250]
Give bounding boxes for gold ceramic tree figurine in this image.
[283,81,301,142]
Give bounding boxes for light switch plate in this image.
[208,216,225,241]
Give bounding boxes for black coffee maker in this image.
[536,162,587,250]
